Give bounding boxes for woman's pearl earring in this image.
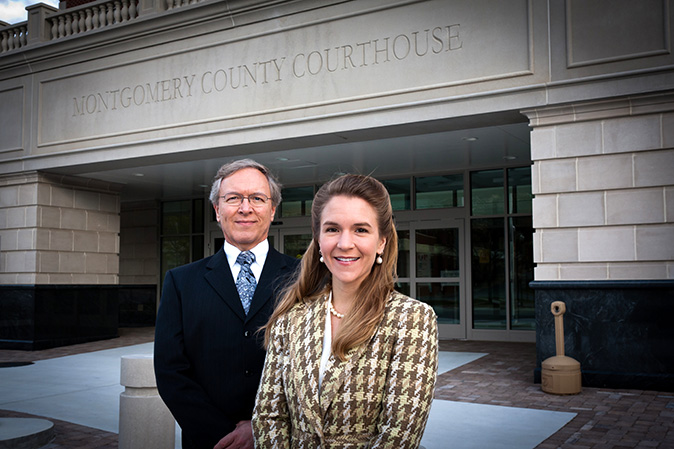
[376,254,383,265]
[319,250,324,263]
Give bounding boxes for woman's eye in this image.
[355,227,369,233]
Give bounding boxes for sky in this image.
[1,0,59,24]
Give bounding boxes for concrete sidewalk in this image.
[1,328,673,448]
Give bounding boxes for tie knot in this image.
[237,251,255,267]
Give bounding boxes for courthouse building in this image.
[1,0,672,390]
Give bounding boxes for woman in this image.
[253,174,438,449]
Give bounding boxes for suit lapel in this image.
[290,297,326,442]
[204,250,246,321]
[319,294,394,415]
[246,248,289,321]
[318,329,370,416]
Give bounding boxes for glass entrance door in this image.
[279,228,312,259]
[396,220,466,339]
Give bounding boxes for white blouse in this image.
[318,291,333,389]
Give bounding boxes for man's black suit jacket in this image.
[154,246,298,449]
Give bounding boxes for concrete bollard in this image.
[119,354,175,449]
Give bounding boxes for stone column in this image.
[119,200,160,285]
[26,3,58,44]
[0,171,121,285]
[0,171,123,349]
[525,94,673,280]
[523,93,674,390]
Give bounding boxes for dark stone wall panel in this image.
[532,281,674,392]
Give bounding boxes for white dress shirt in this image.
[223,239,269,282]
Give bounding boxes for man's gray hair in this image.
[209,159,282,207]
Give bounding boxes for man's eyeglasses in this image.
[219,193,270,207]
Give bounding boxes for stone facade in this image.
[0,172,121,284]
[0,0,672,386]
[526,95,674,281]
[119,200,159,285]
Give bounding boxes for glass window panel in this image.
[162,200,191,235]
[416,282,460,324]
[415,175,464,209]
[395,282,410,297]
[283,233,312,259]
[214,237,225,253]
[508,167,532,214]
[382,178,411,211]
[471,218,506,329]
[510,216,535,330]
[192,235,204,261]
[161,236,191,285]
[281,186,314,217]
[416,228,459,278]
[471,170,504,215]
[397,230,410,278]
[192,199,204,232]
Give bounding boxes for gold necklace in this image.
[328,296,345,319]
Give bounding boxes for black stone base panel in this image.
[531,280,674,392]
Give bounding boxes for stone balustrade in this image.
[0,22,28,53]
[166,0,203,10]
[48,0,140,40]
[0,0,208,55]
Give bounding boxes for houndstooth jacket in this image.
[252,291,438,449]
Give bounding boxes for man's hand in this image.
[213,420,254,449]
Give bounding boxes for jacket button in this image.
[244,330,250,337]
[245,369,251,376]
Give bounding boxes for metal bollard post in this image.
[119,354,175,449]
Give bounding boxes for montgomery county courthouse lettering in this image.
[1,0,672,391]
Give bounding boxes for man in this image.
[154,159,298,449]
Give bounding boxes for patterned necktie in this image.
[236,251,257,315]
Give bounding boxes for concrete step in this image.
[0,418,54,449]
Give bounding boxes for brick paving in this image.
[1,329,673,448]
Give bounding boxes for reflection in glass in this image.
[471,218,506,329]
[471,170,504,215]
[192,199,204,233]
[397,230,410,278]
[382,178,411,211]
[161,236,190,282]
[283,233,312,259]
[415,174,464,209]
[416,282,460,323]
[395,282,410,297]
[510,217,534,330]
[192,235,204,261]
[281,186,314,217]
[416,229,459,278]
[162,200,191,235]
[508,167,532,214]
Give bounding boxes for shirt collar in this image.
[223,239,269,268]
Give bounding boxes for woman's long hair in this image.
[263,174,398,360]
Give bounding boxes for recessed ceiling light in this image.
[276,157,289,162]
[132,173,144,177]
[503,156,517,160]
[462,137,478,142]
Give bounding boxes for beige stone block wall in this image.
[0,172,121,284]
[119,201,160,285]
[525,94,674,281]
